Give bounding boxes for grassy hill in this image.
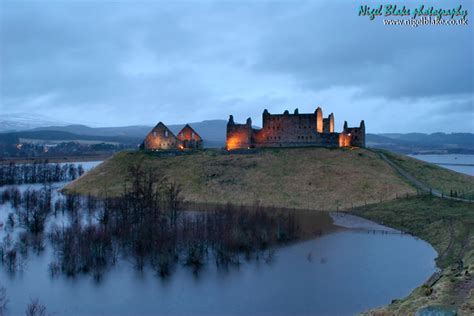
[65,147,420,210]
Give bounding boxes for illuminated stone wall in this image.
[144,122,178,150]
[226,108,366,149]
[177,124,203,149]
[316,107,323,133]
[329,113,334,133]
[339,133,351,147]
[343,120,366,147]
[226,116,253,150]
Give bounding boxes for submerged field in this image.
[65,147,416,210]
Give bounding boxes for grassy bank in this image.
[382,150,474,199]
[64,147,414,210]
[353,196,474,315]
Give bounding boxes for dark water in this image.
[1,232,437,316]
[0,161,438,316]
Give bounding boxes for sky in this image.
[0,0,473,133]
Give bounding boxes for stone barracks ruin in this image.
[142,123,203,151]
[142,107,365,151]
[226,107,365,150]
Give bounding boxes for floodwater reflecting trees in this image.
[0,162,84,186]
[0,163,300,280]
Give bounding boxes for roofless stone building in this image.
[177,124,203,149]
[226,107,365,150]
[143,123,202,150]
[142,107,364,151]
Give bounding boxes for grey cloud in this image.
[0,0,472,132]
[253,1,473,99]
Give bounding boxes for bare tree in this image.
[0,285,7,316]
[25,298,47,316]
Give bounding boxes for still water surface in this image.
[409,154,474,176]
[0,160,438,316]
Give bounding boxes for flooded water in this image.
[0,161,438,316]
[409,154,474,176]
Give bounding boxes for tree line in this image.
[0,162,84,186]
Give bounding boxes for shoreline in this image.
[351,195,474,315]
[0,154,111,165]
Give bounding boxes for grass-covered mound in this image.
[65,147,415,210]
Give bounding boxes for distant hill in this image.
[28,120,228,148]
[29,124,153,138]
[0,113,71,132]
[367,133,474,154]
[167,120,227,143]
[1,118,473,153]
[0,130,142,146]
[379,132,474,146]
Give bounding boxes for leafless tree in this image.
[25,298,47,316]
[0,285,7,316]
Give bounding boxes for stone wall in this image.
[343,120,366,147]
[226,107,366,150]
[177,124,203,149]
[144,122,178,150]
[226,116,253,150]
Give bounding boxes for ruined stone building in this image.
[226,107,365,150]
[143,122,202,151]
[177,124,203,149]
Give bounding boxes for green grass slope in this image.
[383,150,474,199]
[65,147,415,210]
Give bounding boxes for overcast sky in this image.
[1,0,473,133]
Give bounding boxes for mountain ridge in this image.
[1,119,473,154]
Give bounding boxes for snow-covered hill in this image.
[0,113,70,132]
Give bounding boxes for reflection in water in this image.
[0,161,437,316]
[0,223,436,316]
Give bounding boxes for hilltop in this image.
[63,147,471,210]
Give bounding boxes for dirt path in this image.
[378,152,473,203]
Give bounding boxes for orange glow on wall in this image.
[316,108,323,133]
[177,125,202,142]
[226,125,252,150]
[329,113,334,133]
[339,133,351,147]
[226,136,241,150]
